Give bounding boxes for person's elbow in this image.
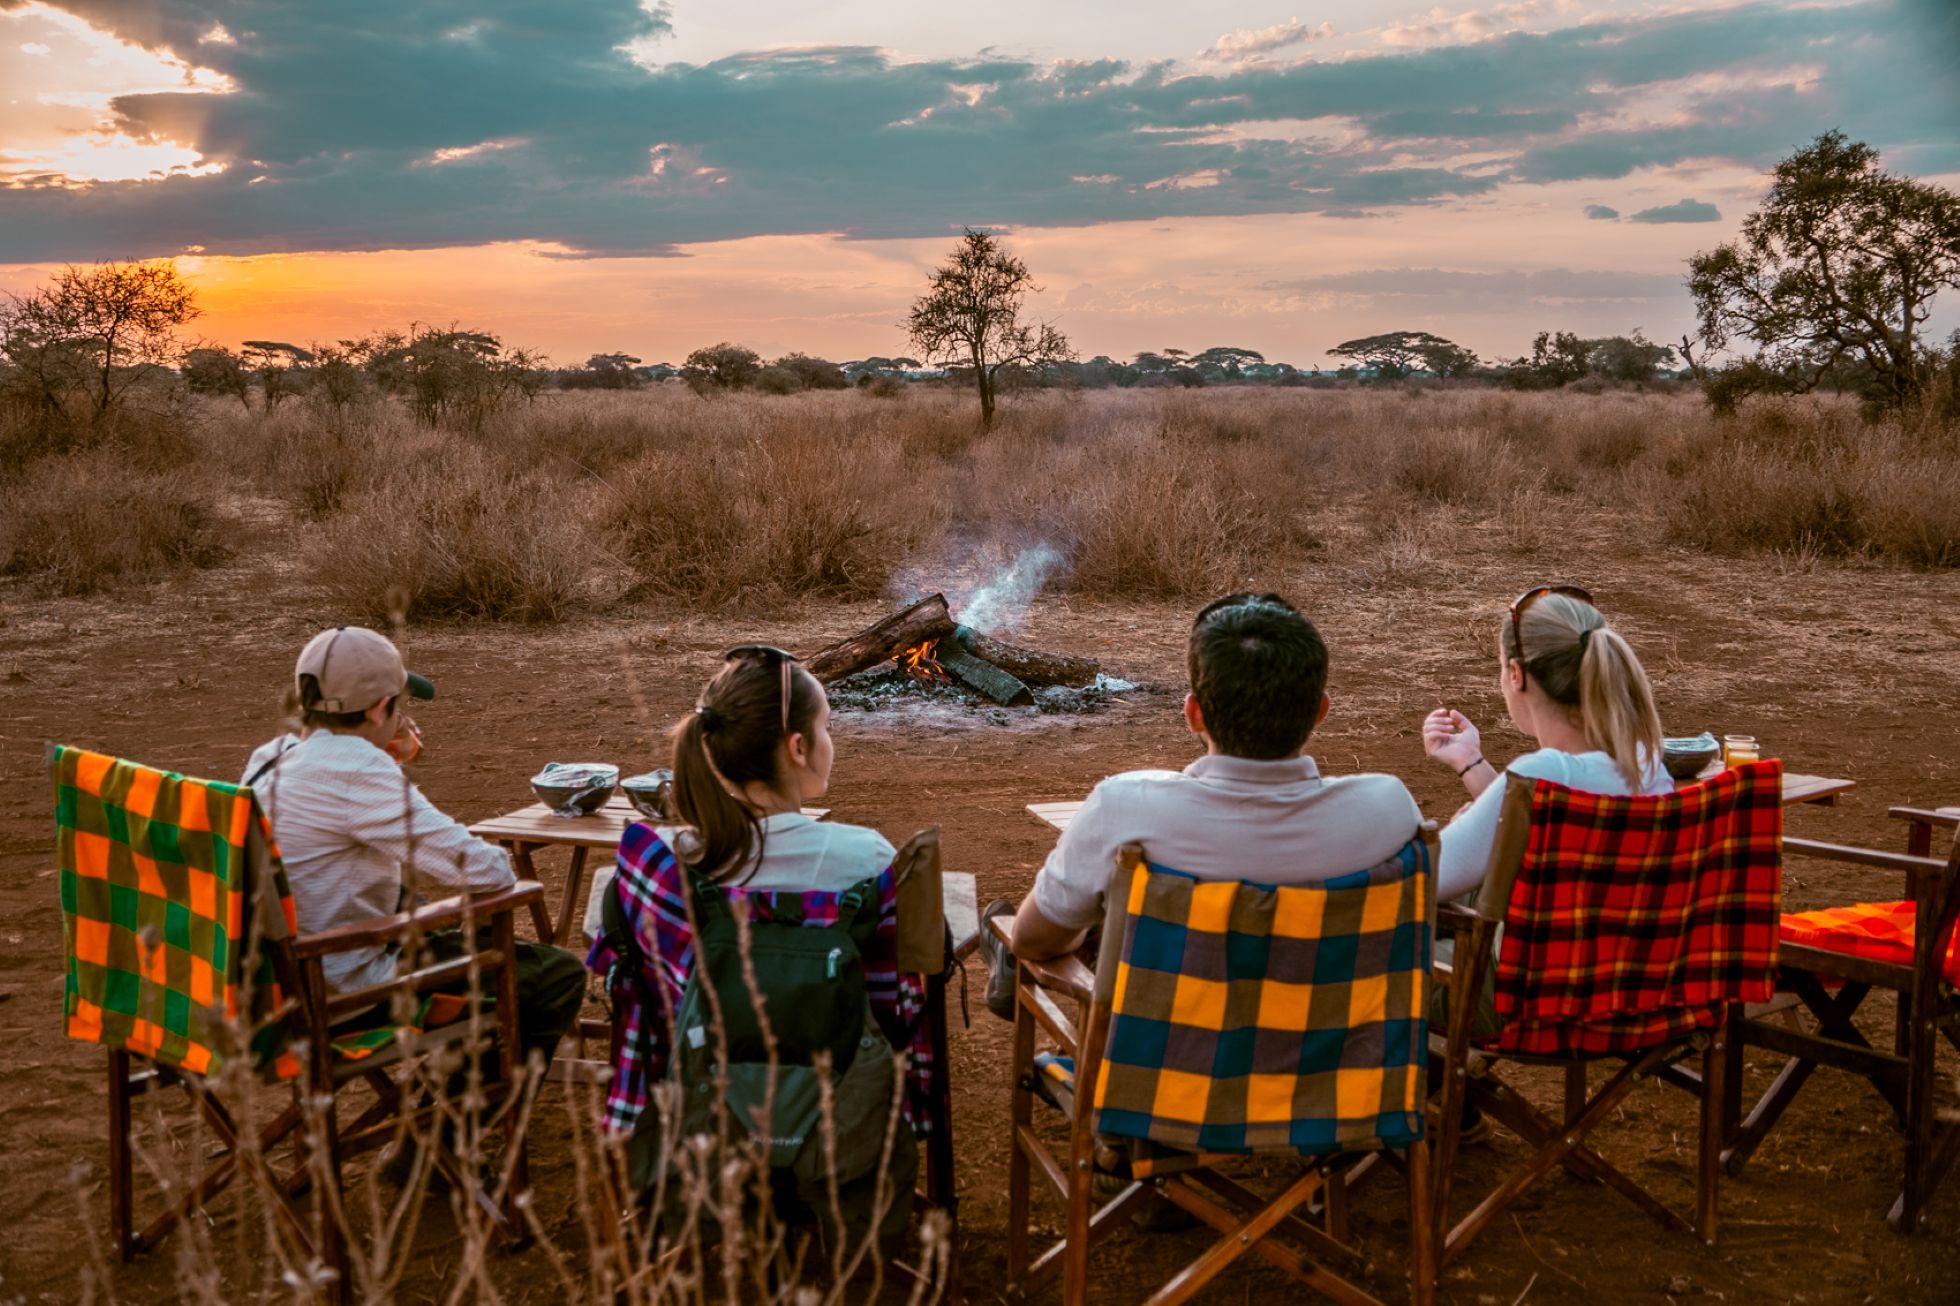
[1009,895,1084,962]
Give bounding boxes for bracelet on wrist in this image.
[1457,756,1488,778]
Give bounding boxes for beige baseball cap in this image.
[294,627,436,713]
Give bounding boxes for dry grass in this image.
[0,450,230,594]
[4,386,1956,614]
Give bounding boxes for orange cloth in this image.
[1780,900,1960,987]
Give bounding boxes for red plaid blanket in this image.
[1490,760,1783,1055]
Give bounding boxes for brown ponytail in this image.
[1503,592,1663,791]
[668,654,822,881]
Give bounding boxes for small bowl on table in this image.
[1662,733,1722,783]
[621,769,678,822]
[530,762,619,817]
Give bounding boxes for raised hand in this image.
[1422,707,1482,774]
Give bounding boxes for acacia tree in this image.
[907,229,1071,428]
[1326,330,1476,380]
[0,260,199,422]
[1687,131,1960,413]
[684,342,762,389]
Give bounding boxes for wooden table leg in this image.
[557,846,591,952]
[507,843,556,944]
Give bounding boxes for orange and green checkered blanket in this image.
[1092,839,1433,1156]
[1781,900,1960,987]
[54,746,296,1075]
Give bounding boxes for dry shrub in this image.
[317,448,595,622]
[605,427,939,609]
[965,409,1320,599]
[1386,425,1534,505]
[242,408,394,517]
[0,451,229,594]
[1653,424,1960,568]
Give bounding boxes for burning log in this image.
[953,627,1100,688]
[806,593,956,684]
[805,590,1104,707]
[939,644,1035,706]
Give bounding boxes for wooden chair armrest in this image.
[1782,837,1948,878]
[1436,902,1479,932]
[1020,952,1095,1005]
[292,882,546,959]
[984,910,1096,1003]
[1888,806,1960,830]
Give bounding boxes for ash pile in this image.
[810,593,1140,720]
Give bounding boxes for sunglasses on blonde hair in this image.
[1508,584,1595,672]
[722,644,801,735]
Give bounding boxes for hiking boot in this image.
[978,898,1019,1022]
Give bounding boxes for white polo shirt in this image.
[1030,753,1424,931]
[243,732,515,992]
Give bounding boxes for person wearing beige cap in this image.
[243,626,585,1098]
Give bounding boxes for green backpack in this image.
[619,870,916,1246]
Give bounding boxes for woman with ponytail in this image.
[586,647,925,1229]
[1423,586,1668,901]
[663,645,894,887]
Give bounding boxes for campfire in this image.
[897,639,949,682]
[807,592,1111,710]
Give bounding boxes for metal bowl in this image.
[1662,733,1721,782]
[620,769,677,821]
[530,762,618,817]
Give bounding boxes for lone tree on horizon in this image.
[908,228,1072,428]
[1327,330,1478,380]
[1687,130,1960,413]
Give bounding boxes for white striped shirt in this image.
[243,732,514,992]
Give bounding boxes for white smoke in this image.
[955,544,1063,635]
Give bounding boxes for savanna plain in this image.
[2,385,1957,1302]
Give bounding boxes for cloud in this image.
[1584,204,1619,220]
[0,0,1947,261]
[1628,197,1721,223]
[1382,2,1551,47]
[1199,19,1334,67]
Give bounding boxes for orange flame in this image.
[896,639,948,682]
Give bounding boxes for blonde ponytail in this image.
[1508,591,1663,790]
[1576,626,1664,791]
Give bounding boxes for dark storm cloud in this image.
[0,0,1947,260]
[1628,198,1722,224]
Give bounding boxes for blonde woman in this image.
[1423,585,1668,901]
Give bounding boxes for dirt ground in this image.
[2,511,1958,1303]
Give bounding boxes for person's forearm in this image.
[1010,895,1087,961]
[1457,755,1500,798]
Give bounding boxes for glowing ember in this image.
[896,639,948,681]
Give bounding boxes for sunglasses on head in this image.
[722,644,802,735]
[1508,584,1595,673]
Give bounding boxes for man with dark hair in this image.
[243,627,586,1094]
[982,594,1421,995]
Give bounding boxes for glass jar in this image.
[1722,734,1759,766]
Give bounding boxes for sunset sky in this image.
[1,0,1955,367]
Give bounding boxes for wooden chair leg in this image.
[1006,980,1036,1284]
[1697,1025,1726,1245]
[108,1049,135,1260]
[1563,1063,1587,1128]
[1406,1142,1436,1306]
[1895,979,1940,1232]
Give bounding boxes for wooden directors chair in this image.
[1431,761,1783,1264]
[53,745,542,1300]
[1723,805,1960,1232]
[999,830,1440,1306]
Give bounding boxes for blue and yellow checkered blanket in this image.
[1092,839,1432,1155]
